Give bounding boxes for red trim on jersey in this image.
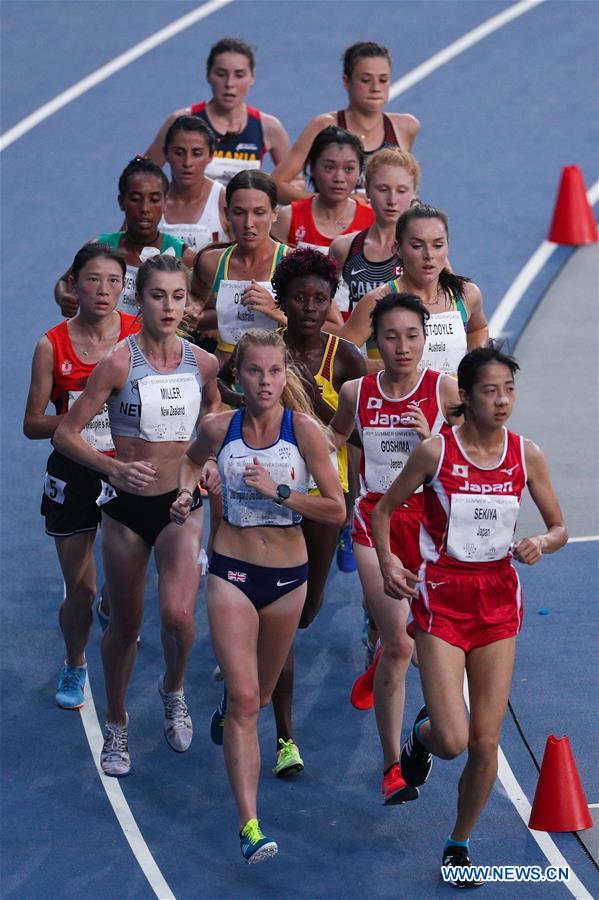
[320,334,338,383]
[288,198,374,249]
[336,111,399,148]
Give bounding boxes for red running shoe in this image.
[381,763,419,805]
[350,643,382,709]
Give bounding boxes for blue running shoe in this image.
[210,687,227,745]
[337,525,357,573]
[96,599,109,633]
[56,664,87,709]
[240,818,278,864]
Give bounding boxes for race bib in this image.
[216,280,278,347]
[224,456,298,527]
[96,481,117,507]
[447,493,519,562]
[160,221,215,253]
[117,264,138,314]
[138,373,201,442]
[363,427,421,493]
[419,310,467,376]
[68,391,114,453]
[335,279,351,314]
[205,155,260,186]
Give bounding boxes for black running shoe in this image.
[400,705,433,787]
[441,844,484,889]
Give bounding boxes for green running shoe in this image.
[272,738,304,777]
[240,818,278,864]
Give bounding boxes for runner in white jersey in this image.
[175,330,345,863]
[329,293,459,806]
[160,116,228,252]
[54,255,220,778]
[372,344,567,885]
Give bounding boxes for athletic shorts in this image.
[100,485,202,546]
[208,551,308,611]
[408,560,523,652]
[352,493,422,575]
[41,450,104,537]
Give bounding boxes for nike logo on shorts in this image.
[276,578,298,587]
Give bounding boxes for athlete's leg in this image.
[55,531,97,667]
[271,519,338,743]
[354,543,412,769]
[451,637,516,840]
[101,515,151,723]
[154,509,203,692]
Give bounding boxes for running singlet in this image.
[46,312,140,453]
[337,228,402,315]
[213,242,288,353]
[380,281,468,374]
[288,197,374,254]
[108,335,202,442]
[97,232,185,315]
[310,333,349,493]
[217,407,309,527]
[336,110,400,191]
[191,101,266,186]
[420,426,526,566]
[159,180,227,251]
[355,368,445,506]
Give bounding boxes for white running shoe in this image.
[158,675,193,752]
[101,714,130,777]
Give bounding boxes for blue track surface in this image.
[1,2,598,897]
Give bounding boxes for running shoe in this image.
[95,599,109,633]
[401,705,433,787]
[272,738,304,777]
[441,844,484,889]
[210,687,227,745]
[336,525,357,573]
[350,643,382,710]
[239,818,278,864]
[381,763,419,805]
[101,715,130,777]
[56,664,87,709]
[158,676,193,752]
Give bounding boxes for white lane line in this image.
[568,535,599,544]
[489,178,599,336]
[389,0,545,100]
[80,677,176,900]
[0,0,234,152]
[462,680,593,899]
[588,803,599,809]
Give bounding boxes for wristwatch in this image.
[274,483,291,505]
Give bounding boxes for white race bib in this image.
[447,493,519,562]
[224,456,296,527]
[160,221,215,253]
[363,427,421,493]
[335,279,351,314]
[69,391,114,453]
[138,373,201,442]
[419,310,467,376]
[205,155,260,186]
[308,449,339,491]
[117,264,138,314]
[216,280,278,347]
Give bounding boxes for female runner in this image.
[174,329,345,862]
[54,254,220,776]
[145,37,291,185]
[329,148,419,318]
[329,292,459,804]
[271,126,374,255]
[55,157,196,318]
[24,244,140,709]
[339,205,488,374]
[160,115,229,251]
[273,41,419,204]
[189,170,342,364]
[372,344,567,885]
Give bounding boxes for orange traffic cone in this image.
[548,166,598,244]
[528,735,592,832]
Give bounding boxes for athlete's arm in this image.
[270,205,291,245]
[55,267,79,317]
[23,337,62,439]
[328,233,353,273]
[243,414,345,525]
[261,112,292,166]
[372,437,442,599]
[388,112,421,151]
[338,282,389,346]
[194,349,221,417]
[145,107,192,167]
[513,440,568,564]
[439,373,462,426]
[271,113,335,204]
[174,412,231,518]
[189,249,219,332]
[463,282,488,349]
[328,379,360,448]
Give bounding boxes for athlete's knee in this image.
[380,633,413,667]
[63,583,95,609]
[467,731,500,765]
[105,619,140,646]
[228,687,260,722]
[432,723,469,760]
[160,604,195,637]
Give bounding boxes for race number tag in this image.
[159,221,215,253]
[68,391,114,453]
[138,373,201,442]
[117,264,139,314]
[363,428,421,493]
[216,280,278,347]
[447,494,519,562]
[205,155,260,186]
[419,310,467,376]
[335,279,351,314]
[224,456,295,527]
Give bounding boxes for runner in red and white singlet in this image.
[330,292,459,807]
[372,344,567,884]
